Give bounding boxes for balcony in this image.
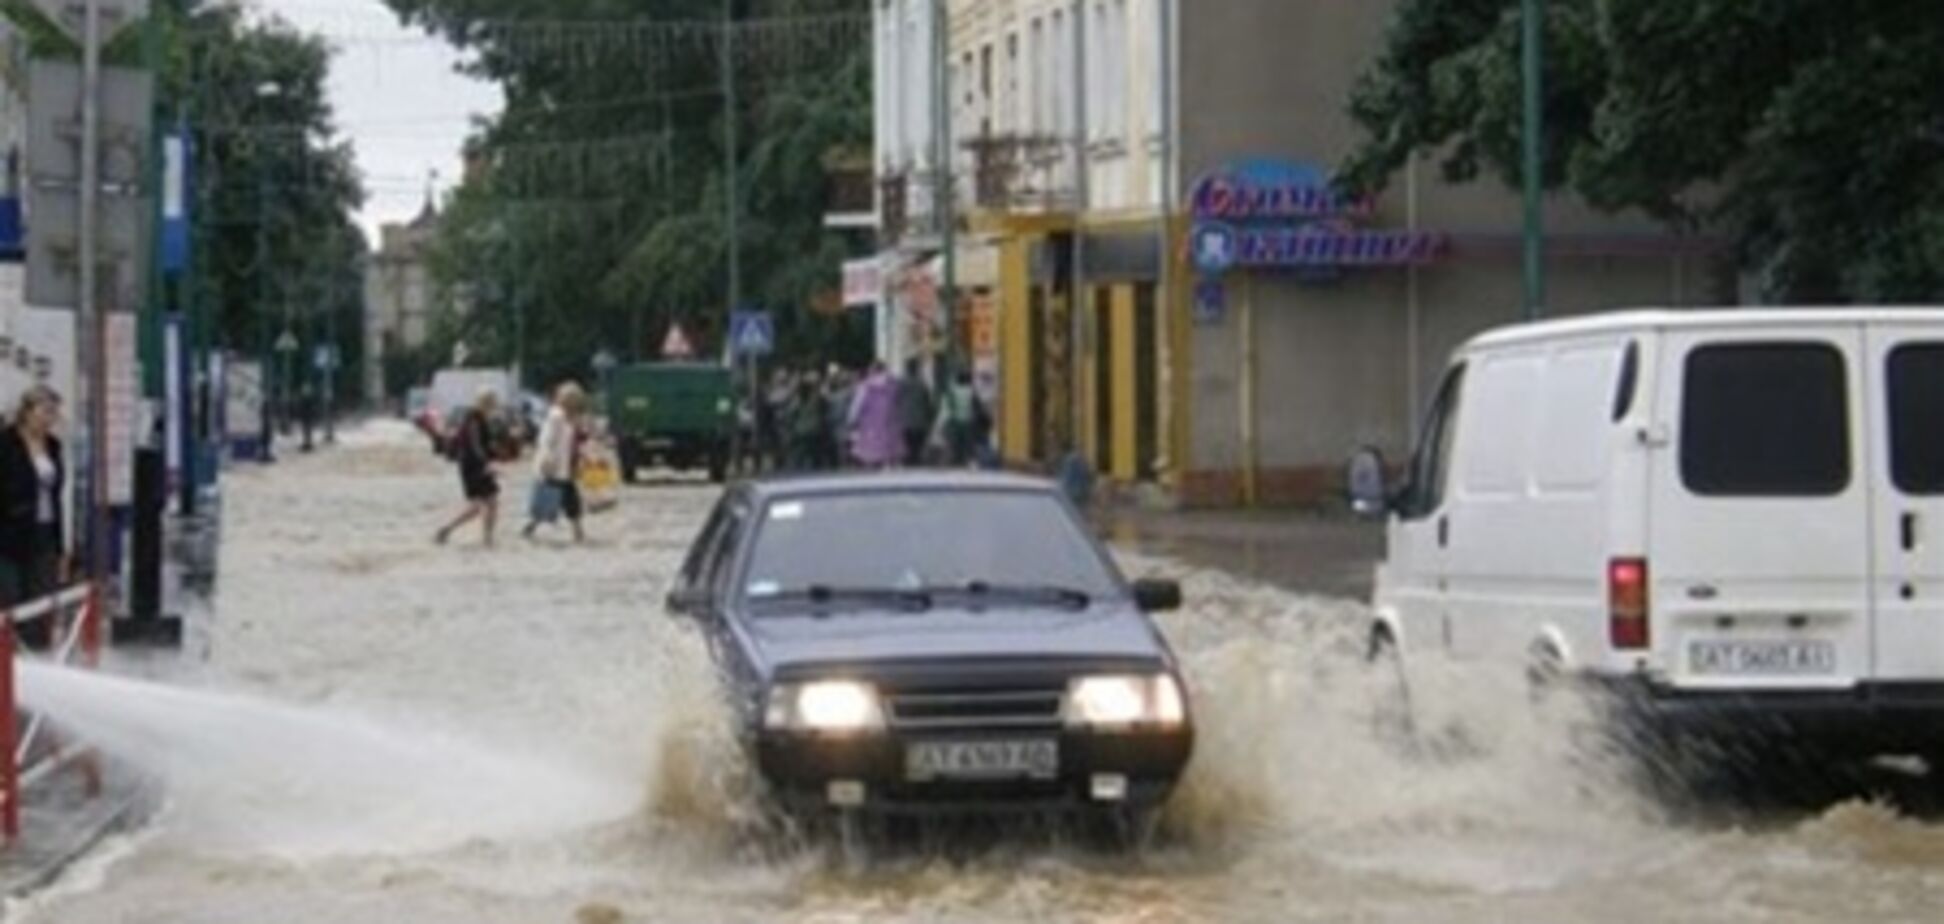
[822,147,876,230]
[967,134,1076,214]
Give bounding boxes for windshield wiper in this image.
[749,585,933,614]
[936,582,1094,611]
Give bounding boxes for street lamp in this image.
[1520,0,1545,322]
[254,80,285,461]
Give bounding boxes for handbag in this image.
[528,480,564,523]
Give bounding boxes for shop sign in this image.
[969,294,999,358]
[1192,281,1227,327]
[1189,159,1445,277]
[842,256,883,308]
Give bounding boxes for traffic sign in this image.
[313,343,339,371]
[27,0,151,42]
[661,323,695,359]
[27,60,153,188]
[275,331,299,353]
[730,311,774,358]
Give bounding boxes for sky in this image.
[250,0,503,241]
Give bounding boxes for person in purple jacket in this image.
[846,361,902,469]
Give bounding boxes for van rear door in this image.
[1865,327,1944,682]
[1650,328,1871,690]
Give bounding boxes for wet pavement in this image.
[9,421,1944,923]
[1098,508,1383,601]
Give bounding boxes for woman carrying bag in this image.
[523,383,589,543]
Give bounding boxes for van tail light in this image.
[1609,558,1650,650]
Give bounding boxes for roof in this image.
[1466,307,1944,352]
[742,470,1060,502]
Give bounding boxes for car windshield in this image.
[741,490,1122,609]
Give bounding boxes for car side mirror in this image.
[665,587,712,617]
[1346,447,1393,520]
[1132,579,1183,614]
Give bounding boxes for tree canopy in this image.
[3,0,366,400]
[382,0,872,389]
[165,0,365,391]
[1341,0,1944,303]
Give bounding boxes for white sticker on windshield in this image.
[771,502,805,522]
[748,581,781,598]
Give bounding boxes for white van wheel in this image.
[1367,628,1417,746]
[1525,647,1565,705]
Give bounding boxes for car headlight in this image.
[1064,674,1188,730]
[764,680,886,734]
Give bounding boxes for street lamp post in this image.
[1520,0,1545,322]
[254,81,283,462]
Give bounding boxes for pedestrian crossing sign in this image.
[730,311,774,358]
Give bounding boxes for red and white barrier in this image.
[1,585,104,846]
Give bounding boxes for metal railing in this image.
[1,584,104,846]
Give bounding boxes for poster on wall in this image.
[105,312,140,506]
[225,358,265,452]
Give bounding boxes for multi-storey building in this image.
[874,1,1726,507]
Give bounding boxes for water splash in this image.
[14,662,640,859]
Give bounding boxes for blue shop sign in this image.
[1188,159,1445,277]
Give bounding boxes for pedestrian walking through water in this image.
[435,388,503,548]
[786,372,829,472]
[933,370,987,467]
[0,386,67,613]
[847,361,901,469]
[896,359,935,467]
[522,382,589,543]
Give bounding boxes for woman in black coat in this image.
[0,387,67,609]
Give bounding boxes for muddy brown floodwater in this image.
[11,422,1944,924]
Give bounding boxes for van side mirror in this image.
[1346,447,1393,519]
[1132,579,1183,614]
[665,587,712,617]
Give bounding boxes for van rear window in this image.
[1889,344,1944,495]
[1681,343,1850,497]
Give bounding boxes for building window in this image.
[1006,32,1020,137]
[1091,2,1108,141]
[1052,10,1068,137]
[980,43,994,138]
[1030,19,1044,137]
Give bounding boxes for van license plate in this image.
[1689,640,1836,676]
[906,739,1059,782]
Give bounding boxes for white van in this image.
[1351,309,1944,754]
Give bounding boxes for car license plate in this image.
[1689,640,1836,676]
[906,739,1059,782]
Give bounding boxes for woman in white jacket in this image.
[522,383,589,542]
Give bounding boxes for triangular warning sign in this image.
[661,324,695,359]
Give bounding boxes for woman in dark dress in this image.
[435,389,502,548]
[0,387,67,612]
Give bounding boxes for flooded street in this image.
[13,422,1944,923]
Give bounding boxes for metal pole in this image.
[1069,0,1089,457]
[933,0,956,381]
[1153,0,1174,478]
[255,144,272,461]
[722,0,741,324]
[1520,0,1545,322]
[79,0,110,583]
[324,226,338,444]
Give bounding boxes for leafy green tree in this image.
[1341,0,1944,303]
[2,1,367,400]
[384,0,873,387]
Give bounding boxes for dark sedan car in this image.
[666,472,1194,831]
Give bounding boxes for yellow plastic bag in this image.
[578,447,620,514]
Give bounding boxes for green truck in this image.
[604,363,736,483]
